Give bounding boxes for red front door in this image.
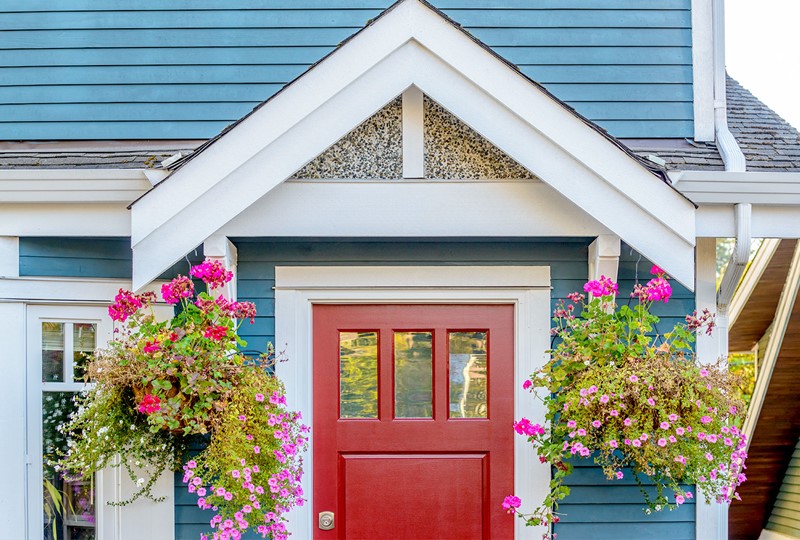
[313,304,515,539]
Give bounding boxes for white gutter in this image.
[712,0,749,357]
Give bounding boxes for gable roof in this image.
[127,0,696,290]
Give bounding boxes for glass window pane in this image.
[339,332,379,419]
[394,332,433,418]
[42,322,65,383]
[449,332,488,418]
[73,323,97,382]
[43,391,95,539]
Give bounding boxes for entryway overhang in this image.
[129,0,696,290]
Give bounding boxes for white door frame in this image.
[274,265,552,539]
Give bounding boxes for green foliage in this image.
[511,275,748,534]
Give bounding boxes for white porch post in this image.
[203,235,238,300]
[588,234,621,282]
[695,237,728,540]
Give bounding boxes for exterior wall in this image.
[2,0,693,140]
[765,438,800,537]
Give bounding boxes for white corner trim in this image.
[401,85,424,178]
[0,236,19,277]
[588,234,621,282]
[692,0,715,142]
[0,169,152,203]
[728,239,781,330]
[743,240,800,448]
[130,0,696,290]
[274,265,551,540]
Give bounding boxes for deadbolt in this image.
[319,511,335,530]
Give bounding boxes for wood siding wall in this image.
[1,0,693,140]
[766,439,800,538]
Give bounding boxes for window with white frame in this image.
[27,306,111,540]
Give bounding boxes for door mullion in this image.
[434,327,449,422]
[379,327,394,421]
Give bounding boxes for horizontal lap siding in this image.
[1,0,692,140]
[766,440,800,537]
[554,245,696,540]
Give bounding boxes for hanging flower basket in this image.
[505,267,748,534]
[56,260,309,540]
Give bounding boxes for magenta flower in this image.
[137,394,161,415]
[108,288,148,322]
[522,379,533,391]
[616,471,624,479]
[650,265,666,276]
[700,416,712,424]
[502,495,522,512]
[161,275,194,304]
[647,398,656,406]
[583,276,619,298]
[190,259,234,289]
[203,325,229,341]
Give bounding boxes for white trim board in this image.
[0,169,156,203]
[219,181,613,239]
[130,0,696,290]
[274,265,552,539]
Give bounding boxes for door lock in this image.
[319,511,335,530]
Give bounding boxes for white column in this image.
[402,85,425,179]
[0,236,19,277]
[203,235,238,300]
[588,234,621,282]
[695,237,728,540]
[0,302,26,526]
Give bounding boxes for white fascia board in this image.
[673,171,800,204]
[131,0,696,289]
[0,203,131,236]
[0,169,151,203]
[697,205,800,238]
[220,181,613,239]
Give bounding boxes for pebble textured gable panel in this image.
[423,96,537,180]
[1,0,693,140]
[291,97,402,179]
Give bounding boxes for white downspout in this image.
[703,3,749,540]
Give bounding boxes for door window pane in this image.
[42,322,65,383]
[43,391,96,539]
[394,332,433,418]
[73,323,96,382]
[339,332,379,419]
[449,332,488,418]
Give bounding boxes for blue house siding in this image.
[1,0,693,140]
[17,237,203,280]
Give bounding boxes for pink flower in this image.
[624,439,632,445]
[567,420,577,429]
[674,455,687,464]
[668,414,679,422]
[640,433,649,441]
[700,416,712,424]
[138,394,161,414]
[190,259,233,289]
[624,418,633,426]
[108,289,149,322]
[707,434,718,443]
[647,398,656,406]
[632,439,642,447]
[161,275,194,304]
[232,301,257,323]
[600,395,610,403]
[629,375,639,383]
[186,460,197,469]
[143,340,161,354]
[676,427,685,436]
[637,276,672,303]
[576,429,587,436]
[592,420,602,428]
[232,470,240,479]
[502,495,521,512]
[660,422,670,430]
[675,495,685,505]
[610,410,619,417]
[668,435,677,443]
[651,265,666,276]
[657,438,667,447]
[609,440,618,448]
[522,380,533,391]
[203,325,229,341]
[583,276,619,298]
[616,471,624,479]
[686,492,694,499]
[253,446,261,454]
[699,368,709,377]
[514,418,545,437]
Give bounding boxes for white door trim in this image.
[274,265,552,539]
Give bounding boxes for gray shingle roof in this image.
[0,148,196,169]
[727,75,800,172]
